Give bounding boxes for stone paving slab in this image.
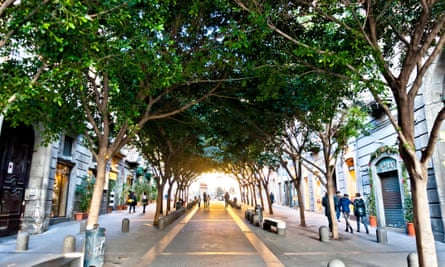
[1,202,445,267]
[234,204,445,267]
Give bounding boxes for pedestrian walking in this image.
[269,192,275,206]
[353,193,369,234]
[224,192,230,207]
[336,191,342,222]
[198,195,201,208]
[321,190,338,232]
[339,194,353,233]
[142,192,148,214]
[127,191,137,213]
[203,192,208,209]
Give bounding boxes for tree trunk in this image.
[166,184,173,214]
[263,184,273,215]
[327,173,338,239]
[86,155,107,229]
[238,184,243,204]
[258,184,265,209]
[154,183,165,225]
[293,180,306,227]
[251,185,257,207]
[174,186,180,207]
[408,164,438,267]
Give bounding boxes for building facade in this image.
[274,53,445,242]
[0,121,133,236]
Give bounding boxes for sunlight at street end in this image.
[189,172,240,200]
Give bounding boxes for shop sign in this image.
[376,157,397,173]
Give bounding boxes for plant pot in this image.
[74,212,88,221]
[369,215,377,227]
[407,222,415,237]
[117,205,128,210]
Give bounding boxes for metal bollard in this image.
[327,259,346,267]
[407,252,419,267]
[63,235,76,254]
[122,218,130,232]
[376,227,388,244]
[16,231,29,251]
[319,226,329,242]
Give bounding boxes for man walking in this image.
[339,194,353,233]
[142,192,148,214]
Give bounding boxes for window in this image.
[63,136,73,156]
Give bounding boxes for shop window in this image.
[51,164,70,217]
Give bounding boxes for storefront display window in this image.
[51,164,70,217]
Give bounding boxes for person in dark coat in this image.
[354,193,369,234]
[142,192,148,214]
[224,192,230,207]
[269,192,275,206]
[128,191,137,213]
[339,194,353,233]
[322,191,338,232]
[336,191,342,222]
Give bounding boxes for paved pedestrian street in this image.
[135,202,281,267]
[1,202,445,266]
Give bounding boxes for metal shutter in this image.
[381,175,405,228]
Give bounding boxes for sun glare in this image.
[189,172,240,200]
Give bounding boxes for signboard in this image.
[376,157,397,173]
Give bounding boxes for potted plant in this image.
[367,177,377,227]
[403,177,415,236]
[74,175,95,220]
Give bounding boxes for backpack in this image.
[354,199,366,216]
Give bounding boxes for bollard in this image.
[407,252,419,267]
[158,217,165,230]
[319,226,329,242]
[277,221,286,235]
[327,259,346,267]
[63,235,76,254]
[122,218,130,232]
[376,227,388,244]
[16,231,29,251]
[79,221,86,233]
[253,215,260,226]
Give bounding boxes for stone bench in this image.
[228,199,241,209]
[262,217,286,235]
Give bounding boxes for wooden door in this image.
[0,124,34,236]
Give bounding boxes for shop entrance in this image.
[51,163,71,218]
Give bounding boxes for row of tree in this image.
[1,1,443,266]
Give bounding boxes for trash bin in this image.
[84,226,106,267]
